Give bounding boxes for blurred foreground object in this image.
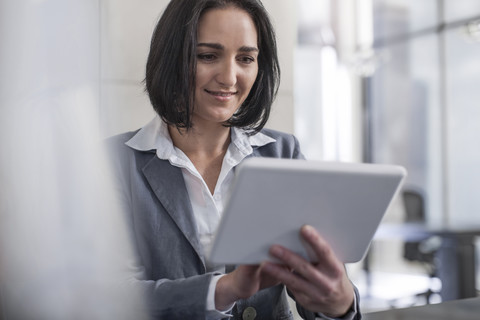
[0,1,144,319]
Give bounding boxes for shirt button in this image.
[242,306,257,320]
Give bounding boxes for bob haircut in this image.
[145,0,280,133]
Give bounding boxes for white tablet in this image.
[208,157,406,264]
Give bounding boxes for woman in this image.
[108,0,360,319]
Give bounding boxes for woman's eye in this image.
[197,53,216,61]
[238,56,255,64]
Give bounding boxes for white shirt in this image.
[126,116,275,319]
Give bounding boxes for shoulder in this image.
[253,128,304,159]
[105,130,138,150]
[260,128,298,145]
[104,130,149,174]
[105,130,146,159]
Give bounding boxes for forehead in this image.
[197,7,258,47]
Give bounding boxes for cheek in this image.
[195,67,208,87]
[244,68,259,91]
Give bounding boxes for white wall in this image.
[262,0,297,134]
[100,0,166,137]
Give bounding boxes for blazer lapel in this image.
[141,154,205,269]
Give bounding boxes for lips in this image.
[205,89,237,97]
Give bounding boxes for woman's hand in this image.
[262,225,355,318]
[215,263,288,310]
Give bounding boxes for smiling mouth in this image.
[205,89,237,97]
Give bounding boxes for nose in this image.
[215,59,237,87]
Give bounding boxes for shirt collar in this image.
[125,116,276,160]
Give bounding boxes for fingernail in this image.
[303,224,314,236]
[271,245,283,258]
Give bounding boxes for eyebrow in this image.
[197,42,259,53]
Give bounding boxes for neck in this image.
[168,123,231,157]
[169,123,231,194]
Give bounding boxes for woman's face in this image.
[193,7,259,128]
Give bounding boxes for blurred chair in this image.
[401,188,441,304]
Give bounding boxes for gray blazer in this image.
[107,128,360,320]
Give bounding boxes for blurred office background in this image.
[294,0,480,313]
[1,0,480,318]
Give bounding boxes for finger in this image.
[268,245,333,291]
[270,244,315,274]
[262,260,340,307]
[261,261,319,295]
[300,225,344,276]
[263,254,355,316]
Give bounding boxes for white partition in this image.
[0,1,144,318]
